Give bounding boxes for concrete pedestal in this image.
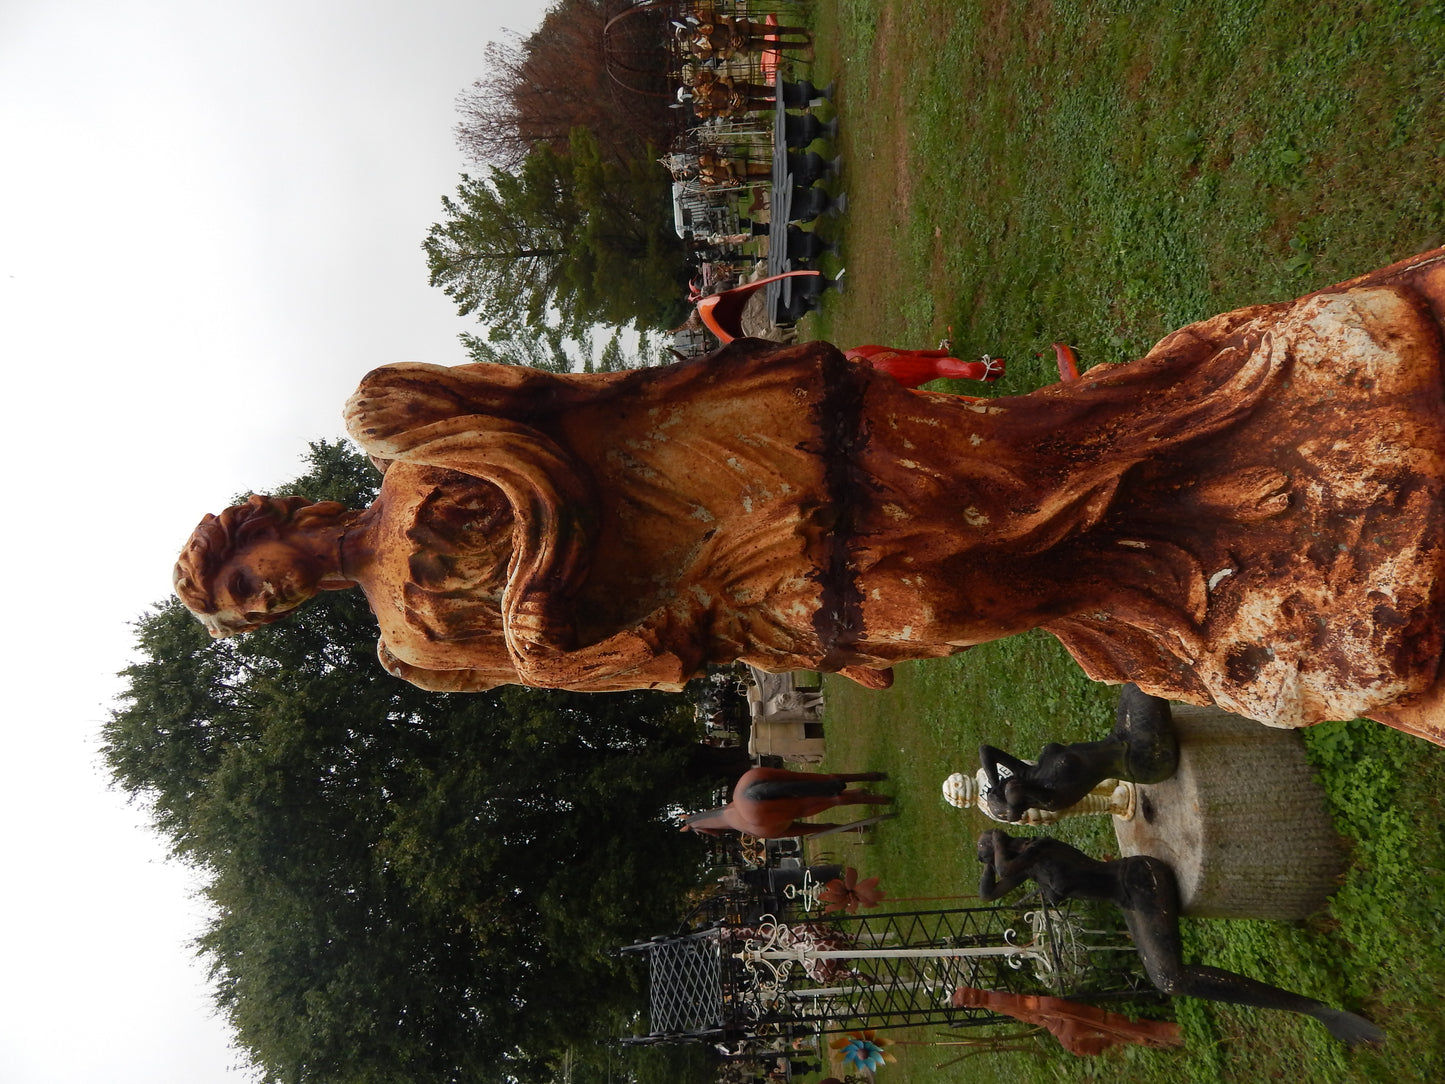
[1112,703,1346,919]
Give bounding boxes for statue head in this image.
[976,828,1018,863]
[174,494,349,637]
[944,770,1020,824]
[977,779,1013,823]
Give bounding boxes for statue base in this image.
[1112,703,1346,919]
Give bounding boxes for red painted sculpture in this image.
[843,343,1003,386]
[678,767,892,838]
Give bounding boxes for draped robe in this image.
[343,247,1445,744]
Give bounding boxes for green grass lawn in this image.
[778,1,1445,1081]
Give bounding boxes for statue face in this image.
[976,828,1008,862]
[976,834,994,862]
[206,537,320,633]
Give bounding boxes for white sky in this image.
[0,1,552,1079]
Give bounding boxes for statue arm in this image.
[379,630,698,694]
[978,745,1035,817]
[979,745,1033,780]
[508,621,699,692]
[838,665,894,689]
[345,361,630,451]
[978,833,1035,900]
[377,640,514,693]
[686,824,730,837]
[979,859,1030,901]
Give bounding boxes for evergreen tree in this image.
[424,128,687,334]
[458,325,668,373]
[106,441,721,1084]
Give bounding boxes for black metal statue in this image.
[978,684,1179,822]
[975,829,1384,1046]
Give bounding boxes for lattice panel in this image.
[637,932,725,1038]
[624,903,1154,1043]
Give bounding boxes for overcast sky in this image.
[0,1,552,1079]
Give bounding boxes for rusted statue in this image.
[679,70,825,118]
[975,829,1384,1046]
[679,767,891,838]
[176,248,1445,744]
[974,684,1178,822]
[675,13,812,62]
[950,986,1183,1054]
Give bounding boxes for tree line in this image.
[106,442,727,1083]
[429,0,691,340]
[107,7,734,1075]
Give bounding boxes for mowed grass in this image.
[778,1,1445,1082]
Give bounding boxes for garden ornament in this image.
[975,828,1384,1046]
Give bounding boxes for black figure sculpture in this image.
[975,830,1384,1046]
[978,684,1179,822]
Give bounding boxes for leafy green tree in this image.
[424,128,688,334]
[106,441,722,1084]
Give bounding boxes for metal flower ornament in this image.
[830,1030,896,1074]
[817,867,886,914]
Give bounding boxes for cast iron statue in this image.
[176,248,1445,744]
[975,829,1384,1046]
[976,684,1178,822]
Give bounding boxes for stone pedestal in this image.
[1112,703,1346,919]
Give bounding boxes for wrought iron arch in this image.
[602,0,683,99]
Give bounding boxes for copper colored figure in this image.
[176,249,1445,744]
[679,767,891,838]
[675,15,812,63]
[975,830,1384,1046]
[950,986,1183,1054]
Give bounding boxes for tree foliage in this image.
[458,325,670,373]
[425,128,687,334]
[455,0,678,169]
[106,441,721,1084]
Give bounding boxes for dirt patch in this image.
[1124,53,1155,97]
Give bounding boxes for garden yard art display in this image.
[176,248,1445,744]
